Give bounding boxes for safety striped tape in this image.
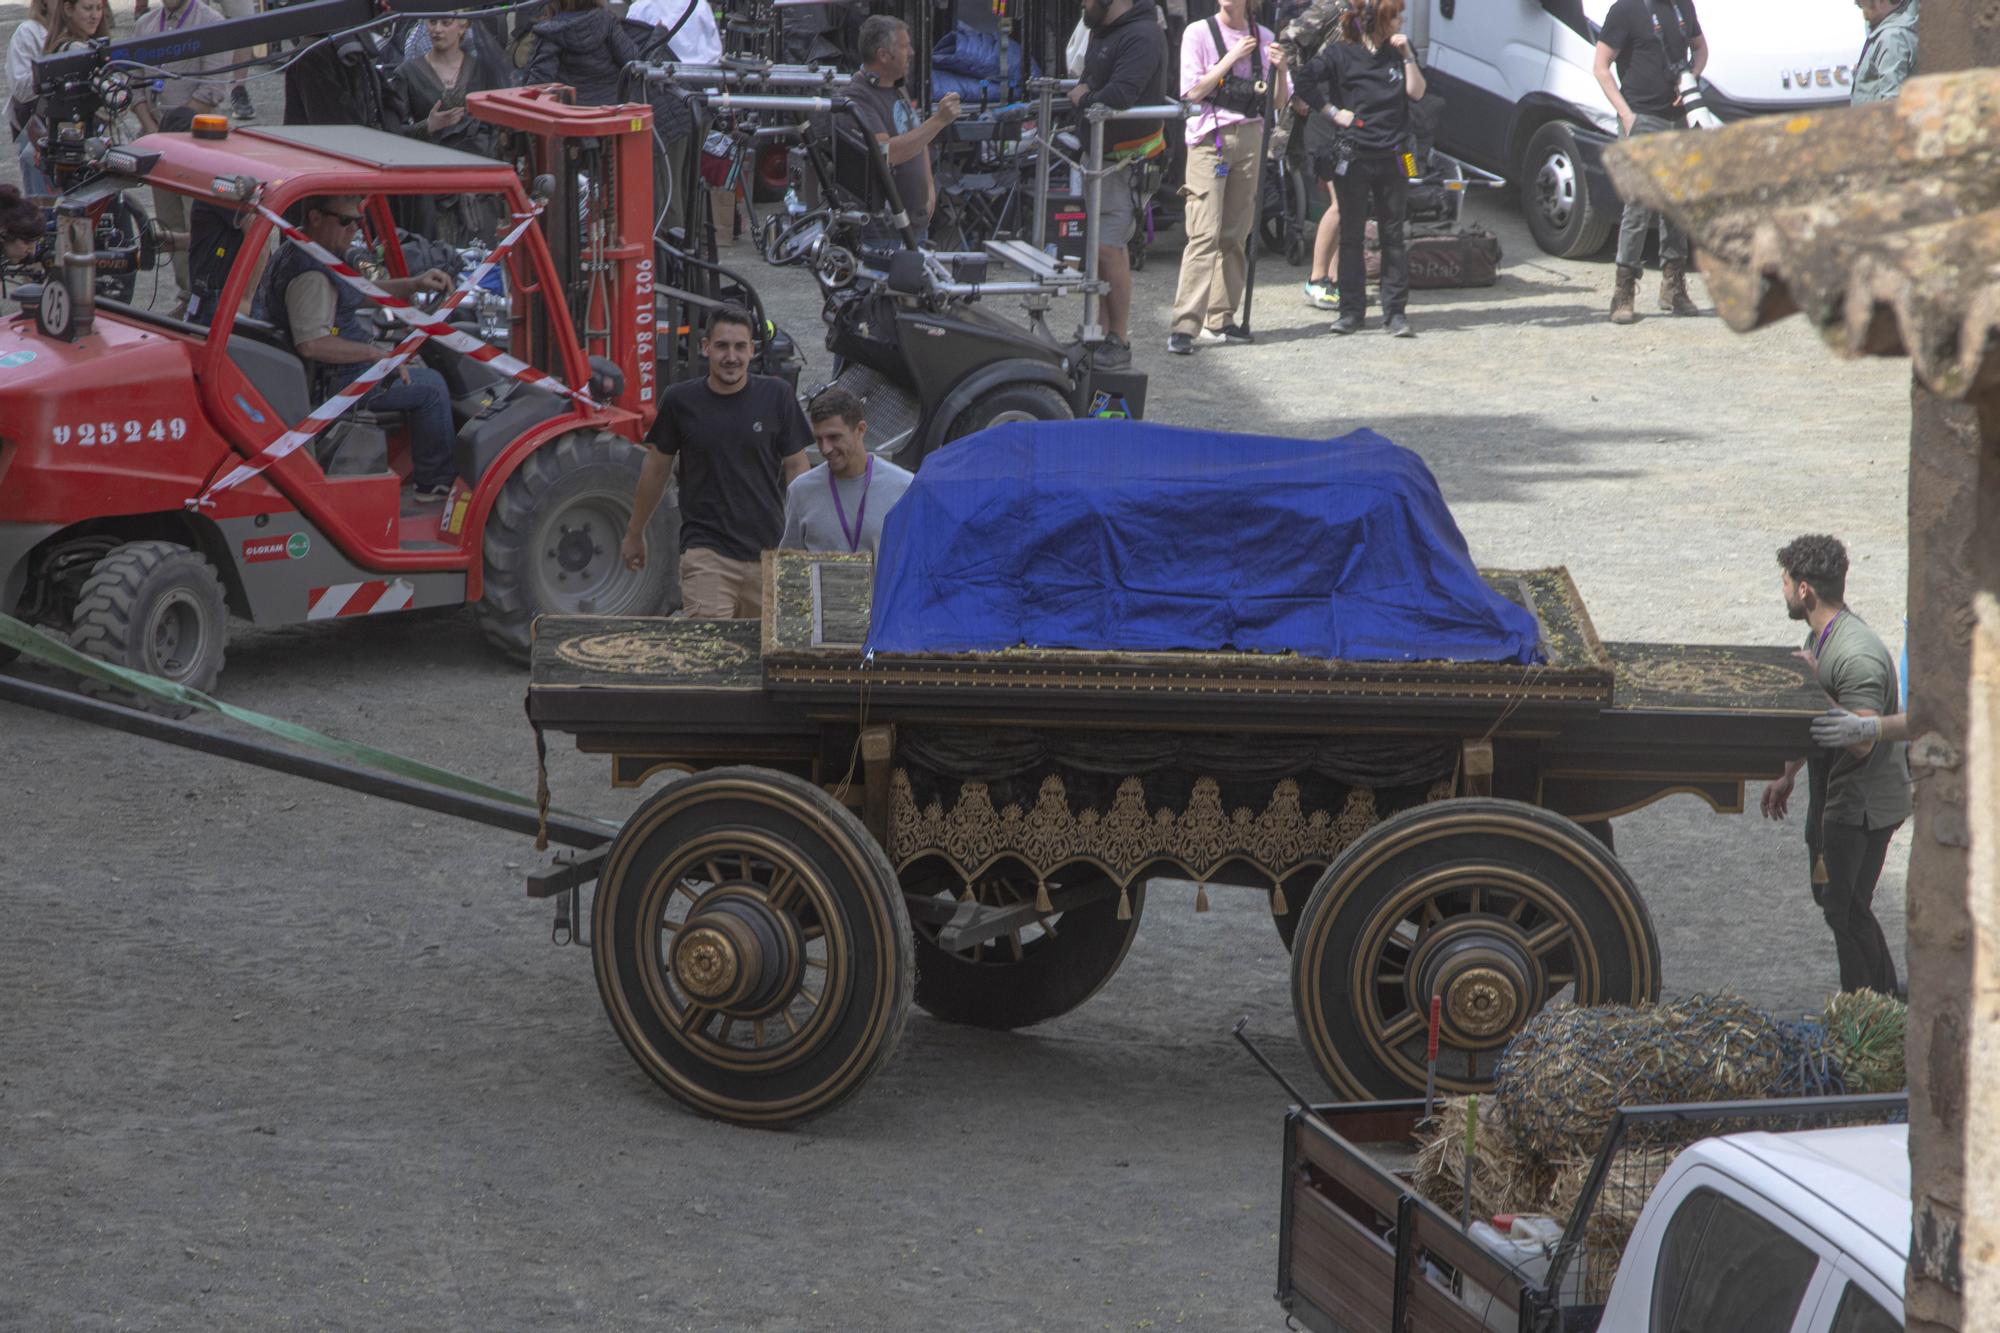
[193,210,548,507]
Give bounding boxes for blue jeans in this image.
[332,362,457,489]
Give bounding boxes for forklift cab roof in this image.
[130,123,520,201]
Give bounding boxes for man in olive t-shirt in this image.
[621,307,810,618]
[1759,535,1910,995]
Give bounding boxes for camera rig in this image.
[28,0,487,192]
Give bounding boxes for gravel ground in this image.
[0,29,1914,1330]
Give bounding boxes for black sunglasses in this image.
[314,208,365,228]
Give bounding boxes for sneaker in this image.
[1094,336,1133,369]
[1193,327,1227,346]
[1385,313,1413,338]
[1166,331,1195,356]
[1302,280,1338,310]
[230,86,255,121]
[1328,313,1362,335]
[412,482,452,504]
[1215,322,1253,344]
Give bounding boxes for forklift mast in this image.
[468,86,660,426]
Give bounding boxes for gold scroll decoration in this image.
[889,769,1395,889]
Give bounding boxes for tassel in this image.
[1116,885,1132,921]
[1812,854,1830,886]
[960,882,976,903]
[1035,878,1053,914]
[1195,883,1211,913]
[1271,883,1289,917]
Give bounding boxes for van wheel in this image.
[944,384,1072,445]
[69,540,228,716]
[1521,121,1613,259]
[474,431,679,662]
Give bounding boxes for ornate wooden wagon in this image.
[526,553,1828,1126]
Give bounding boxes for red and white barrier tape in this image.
[191,209,567,507]
[254,204,595,409]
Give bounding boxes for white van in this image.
[1408,0,1867,255]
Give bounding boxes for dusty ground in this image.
[1,33,1914,1330]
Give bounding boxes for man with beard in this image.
[622,306,812,618]
[1759,534,1910,996]
[1068,0,1167,368]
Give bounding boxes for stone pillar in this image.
[1903,390,1998,1331]
[1966,596,2000,1326]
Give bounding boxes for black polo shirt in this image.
[1598,0,1702,117]
[647,374,810,561]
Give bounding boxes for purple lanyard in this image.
[828,458,873,553]
[1814,608,1845,658]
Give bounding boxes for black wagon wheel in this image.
[591,766,913,1126]
[903,862,1146,1030]
[1290,798,1659,1100]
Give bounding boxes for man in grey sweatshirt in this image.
[779,387,916,558]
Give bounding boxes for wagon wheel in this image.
[904,864,1145,1030]
[591,766,913,1126]
[1290,798,1659,1100]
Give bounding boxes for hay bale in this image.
[1770,1019,1848,1097]
[1546,1149,1673,1302]
[1411,1096,1560,1222]
[1492,995,1784,1163]
[1822,989,1907,1093]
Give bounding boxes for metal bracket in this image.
[903,879,1122,951]
[527,845,608,899]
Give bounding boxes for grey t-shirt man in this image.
[779,457,915,557]
[845,72,933,234]
[1805,611,1912,833]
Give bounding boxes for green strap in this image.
[0,612,616,830]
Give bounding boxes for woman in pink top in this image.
[1166,0,1283,355]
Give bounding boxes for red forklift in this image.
[1,4,791,700]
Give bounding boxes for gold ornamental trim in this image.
[888,768,1432,888]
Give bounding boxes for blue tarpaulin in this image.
[863,422,1545,663]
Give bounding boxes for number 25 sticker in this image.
[53,417,189,446]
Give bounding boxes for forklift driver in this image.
[264,195,458,502]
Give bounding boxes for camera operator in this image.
[1592,0,1705,323]
[847,14,960,247]
[1293,0,1424,337]
[1166,0,1282,355]
[1068,0,1167,369]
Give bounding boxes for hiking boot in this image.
[1609,264,1640,325]
[1384,312,1412,338]
[1328,312,1362,335]
[1659,259,1699,315]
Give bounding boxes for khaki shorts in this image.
[679,546,763,619]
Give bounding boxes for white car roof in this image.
[1699,1124,1909,1262]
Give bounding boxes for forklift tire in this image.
[68,541,228,716]
[944,384,1073,445]
[474,431,679,662]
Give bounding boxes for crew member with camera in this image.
[1068,0,1168,369]
[848,14,961,246]
[1593,0,1706,323]
[1166,0,1282,355]
[1293,0,1425,337]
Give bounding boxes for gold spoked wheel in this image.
[1290,798,1659,1100]
[902,862,1145,1030]
[592,767,912,1125]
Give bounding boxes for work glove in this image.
[1811,708,1882,747]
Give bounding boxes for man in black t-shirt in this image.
[1593,0,1707,323]
[621,306,811,619]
